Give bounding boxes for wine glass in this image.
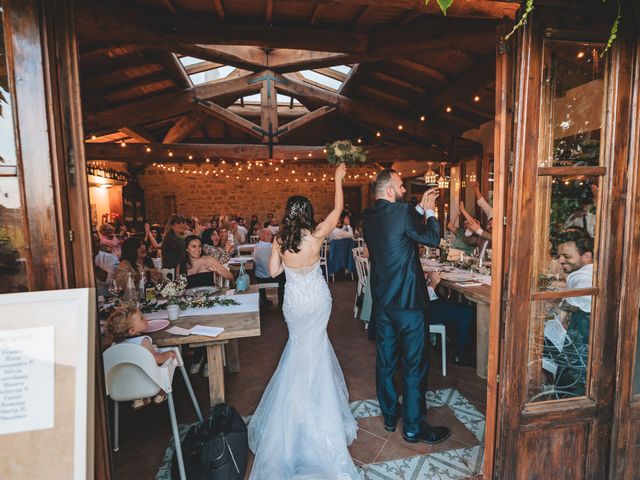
[108,278,122,298]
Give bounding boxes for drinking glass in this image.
[108,278,122,297]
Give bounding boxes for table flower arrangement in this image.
[158,275,187,305]
[178,291,239,310]
[325,140,367,166]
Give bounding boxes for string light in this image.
[473,95,480,102]
[168,151,173,157]
[205,157,210,163]
[120,140,127,147]
[445,106,453,113]
[91,134,97,140]
[145,146,151,153]
[419,115,426,122]
[357,138,362,144]
[188,155,193,160]
[577,51,585,59]
[397,124,404,131]
[376,131,381,137]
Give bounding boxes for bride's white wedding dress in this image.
[248,260,359,479]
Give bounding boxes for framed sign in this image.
[0,288,95,480]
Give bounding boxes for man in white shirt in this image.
[253,228,285,307]
[92,232,119,297]
[550,232,594,396]
[230,219,248,244]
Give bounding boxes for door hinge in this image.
[496,374,500,383]
[498,40,509,55]
[503,216,507,226]
[68,229,74,242]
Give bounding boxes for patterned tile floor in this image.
[155,388,485,479]
[112,278,487,479]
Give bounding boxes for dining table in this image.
[148,285,261,407]
[423,260,492,378]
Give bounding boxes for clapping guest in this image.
[92,231,119,297]
[446,211,477,255]
[161,214,187,269]
[253,228,285,307]
[200,227,231,264]
[99,223,123,257]
[218,225,237,256]
[469,181,493,220]
[144,222,163,259]
[230,218,248,244]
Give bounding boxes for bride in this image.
[248,163,359,479]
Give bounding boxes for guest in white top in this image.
[267,218,280,236]
[92,232,119,297]
[230,218,249,244]
[253,228,285,307]
[329,212,354,240]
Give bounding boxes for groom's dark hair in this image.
[373,169,398,197]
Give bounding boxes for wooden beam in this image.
[266,0,274,24]
[159,0,177,14]
[196,100,264,138]
[358,85,412,110]
[162,110,209,143]
[310,3,325,26]
[84,142,449,164]
[86,70,266,131]
[338,63,361,96]
[260,72,278,143]
[267,50,347,72]
[150,51,192,89]
[76,3,368,54]
[276,72,452,146]
[353,6,372,30]
[184,61,224,75]
[119,126,156,143]
[228,103,309,119]
[275,106,336,138]
[392,59,449,84]
[173,44,266,71]
[213,0,225,20]
[370,71,428,96]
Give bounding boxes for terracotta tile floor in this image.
[111,276,487,479]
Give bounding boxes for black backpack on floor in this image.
[172,403,249,480]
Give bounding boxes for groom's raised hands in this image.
[421,188,439,212]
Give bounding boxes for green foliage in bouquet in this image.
[325,140,367,166]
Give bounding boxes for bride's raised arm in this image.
[312,163,346,239]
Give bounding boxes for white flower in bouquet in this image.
[159,276,187,303]
[325,140,367,166]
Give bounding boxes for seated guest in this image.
[92,231,119,297]
[460,201,492,243]
[263,212,274,228]
[249,215,259,233]
[426,271,475,366]
[267,217,280,235]
[161,214,187,269]
[99,223,122,257]
[180,235,234,288]
[329,211,354,240]
[544,230,593,397]
[200,227,231,264]
[180,235,234,378]
[253,228,285,307]
[230,218,248,244]
[446,211,477,255]
[218,225,237,256]
[114,237,162,289]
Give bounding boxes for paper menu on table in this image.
[165,326,191,336]
[189,325,224,337]
[544,317,567,352]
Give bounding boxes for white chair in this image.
[159,268,175,281]
[250,235,259,244]
[103,344,204,480]
[356,237,365,248]
[319,240,332,282]
[429,324,447,376]
[352,250,369,318]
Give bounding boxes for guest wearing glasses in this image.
[200,227,231,264]
[253,228,285,307]
[99,223,123,257]
[114,237,162,289]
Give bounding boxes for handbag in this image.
[235,262,249,293]
[172,403,248,480]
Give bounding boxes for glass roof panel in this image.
[299,70,342,90]
[331,65,352,75]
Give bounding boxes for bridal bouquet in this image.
[325,140,367,166]
[159,276,187,305]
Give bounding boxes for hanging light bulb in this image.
[424,162,438,185]
[437,176,450,189]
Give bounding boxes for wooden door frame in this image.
[494,5,633,478]
[610,27,640,480]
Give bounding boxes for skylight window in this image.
[179,56,203,67]
[299,70,342,90]
[331,65,352,75]
[189,65,236,85]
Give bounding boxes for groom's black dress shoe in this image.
[403,424,451,444]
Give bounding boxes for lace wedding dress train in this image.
[248,261,359,479]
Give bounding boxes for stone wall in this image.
[137,163,377,225]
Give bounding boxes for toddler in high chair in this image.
[106,305,177,409]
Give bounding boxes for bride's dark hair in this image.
[278,195,316,253]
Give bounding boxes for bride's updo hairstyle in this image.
[278,195,316,253]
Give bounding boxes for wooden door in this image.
[609,28,640,480]
[495,5,633,479]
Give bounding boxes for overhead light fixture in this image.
[424,162,438,185]
[437,176,450,189]
[99,183,113,189]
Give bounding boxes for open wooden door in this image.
[494,4,634,479]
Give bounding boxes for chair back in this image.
[103,343,173,401]
[320,240,329,263]
[250,235,259,244]
[356,237,365,248]
[352,251,369,294]
[159,268,175,281]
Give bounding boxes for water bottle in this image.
[123,272,137,303]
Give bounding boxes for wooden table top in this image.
[439,278,491,304]
[149,285,261,347]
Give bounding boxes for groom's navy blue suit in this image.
[362,199,440,433]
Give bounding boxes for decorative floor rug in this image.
[155,388,485,480]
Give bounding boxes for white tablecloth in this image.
[143,292,259,320]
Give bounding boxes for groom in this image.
[363,169,450,444]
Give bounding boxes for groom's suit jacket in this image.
[362,199,440,311]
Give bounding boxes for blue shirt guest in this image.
[253,228,285,307]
